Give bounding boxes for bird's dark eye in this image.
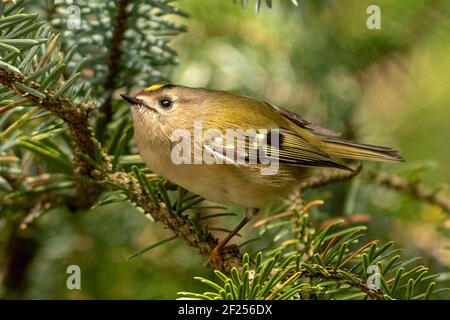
[159,98,173,109]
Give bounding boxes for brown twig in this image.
[308,269,385,300]
[339,240,379,269]
[302,199,324,213]
[253,199,324,229]
[363,171,450,215]
[300,161,450,216]
[252,211,290,228]
[36,33,61,70]
[322,235,339,260]
[300,163,362,190]
[107,171,241,271]
[0,98,29,115]
[98,0,131,125]
[19,196,53,230]
[0,156,20,162]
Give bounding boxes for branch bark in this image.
[98,0,131,127]
[300,163,362,190]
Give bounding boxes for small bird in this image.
[121,83,403,268]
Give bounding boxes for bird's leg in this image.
[208,208,257,269]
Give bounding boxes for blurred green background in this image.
[1,0,449,299]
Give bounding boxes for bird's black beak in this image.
[120,94,141,105]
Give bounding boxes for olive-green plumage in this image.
[122,83,403,209]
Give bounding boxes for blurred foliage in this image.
[0,0,449,299]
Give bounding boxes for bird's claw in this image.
[206,245,224,270]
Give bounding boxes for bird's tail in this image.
[322,138,405,163]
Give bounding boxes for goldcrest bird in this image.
[121,83,403,267]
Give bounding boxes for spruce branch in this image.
[107,171,243,272]
[50,0,187,104]
[363,170,450,215]
[180,216,446,300]
[99,0,131,121]
[0,68,103,208]
[46,0,188,145]
[300,269,385,300]
[300,163,362,190]
[300,164,450,215]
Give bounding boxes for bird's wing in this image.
[201,127,352,171]
[264,102,341,137]
[264,128,352,170]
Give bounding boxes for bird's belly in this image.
[137,143,305,208]
[169,166,296,208]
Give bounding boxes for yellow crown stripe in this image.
[145,83,167,91]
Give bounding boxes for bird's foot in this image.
[205,244,240,271]
[206,245,224,270]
